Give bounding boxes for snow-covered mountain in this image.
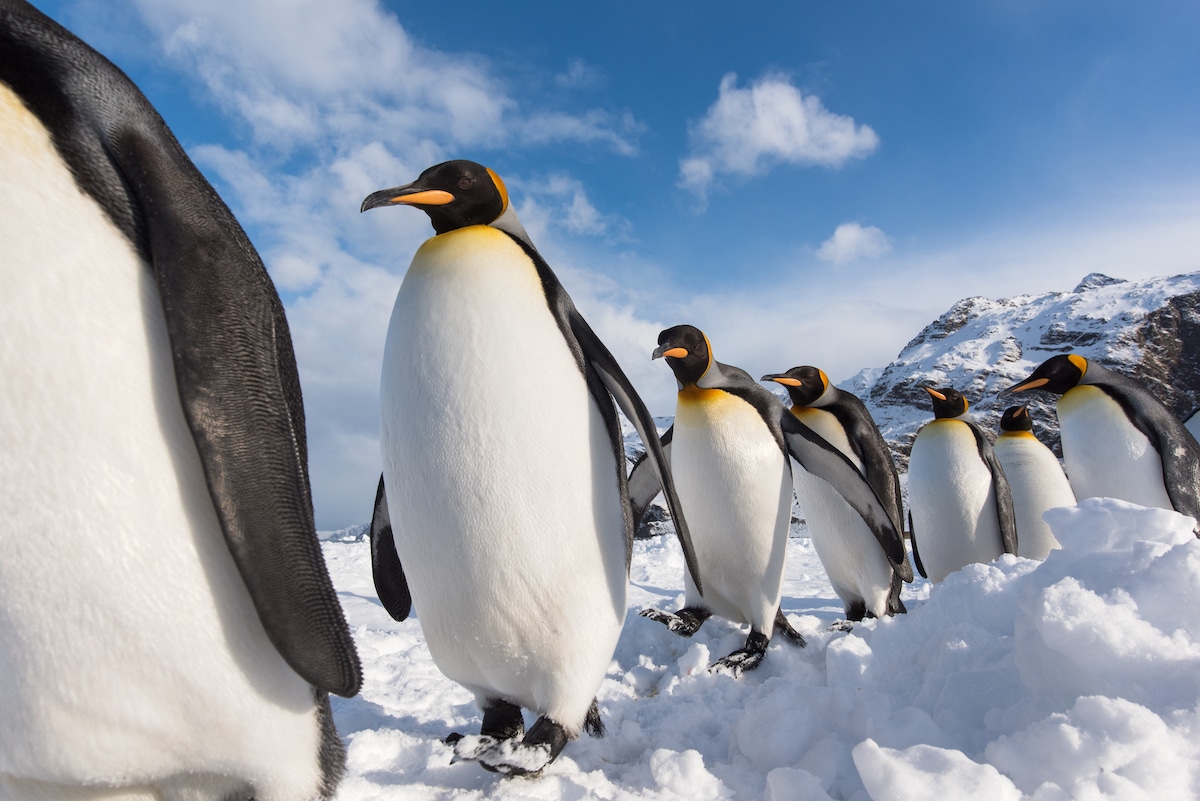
[843,270,1200,466]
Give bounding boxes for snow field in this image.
[324,498,1200,799]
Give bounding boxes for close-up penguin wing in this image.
[628,426,674,526]
[0,0,360,697]
[369,475,412,621]
[1092,373,1200,524]
[779,412,907,566]
[966,420,1019,556]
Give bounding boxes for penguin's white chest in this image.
[790,408,894,615]
[379,226,626,726]
[993,433,1076,560]
[1058,385,1172,510]
[0,83,320,796]
[908,420,1004,583]
[670,390,791,632]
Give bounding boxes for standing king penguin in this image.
[993,405,1076,560]
[0,2,361,800]
[762,366,911,621]
[361,161,700,775]
[635,326,904,672]
[907,387,1018,583]
[1006,354,1200,526]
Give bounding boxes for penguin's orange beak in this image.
[1007,377,1049,393]
[924,387,947,401]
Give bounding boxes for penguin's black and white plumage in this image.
[1006,354,1200,525]
[362,161,700,775]
[633,327,904,672]
[762,366,911,621]
[993,405,1076,560]
[0,3,361,799]
[907,387,1018,584]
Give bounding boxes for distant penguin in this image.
[907,387,1018,583]
[633,327,903,672]
[0,3,361,800]
[1006,354,1200,525]
[992,405,1076,560]
[361,160,700,775]
[762,366,911,621]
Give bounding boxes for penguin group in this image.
[9,2,1200,790]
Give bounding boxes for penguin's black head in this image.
[653,325,711,387]
[360,160,509,234]
[761,366,828,407]
[999,405,1034,433]
[925,386,969,419]
[1004,354,1087,396]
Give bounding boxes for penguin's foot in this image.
[830,620,855,632]
[639,605,711,637]
[773,608,807,647]
[450,715,571,777]
[709,631,770,677]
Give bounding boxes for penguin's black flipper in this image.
[779,412,906,566]
[370,475,412,621]
[968,421,1019,556]
[0,1,361,698]
[505,235,702,593]
[909,510,928,580]
[628,426,673,525]
[1094,375,1200,525]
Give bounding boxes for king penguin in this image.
[1005,354,1200,525]
[907,387,1018,583]
[0,3,361,800]
[361,161,700,775]
[761,366,912,621]
[633,326,903,672]
[992,405,1076,560]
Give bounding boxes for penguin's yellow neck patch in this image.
[678,386,725,406]
[999,430,1037,440]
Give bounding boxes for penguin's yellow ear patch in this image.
[818,369,830,391]
[1068,354,1088,375]
[486,168,509,213]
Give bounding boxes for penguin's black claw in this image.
[830,620,856,632]
[449,716,570,777]
[709,630,770,676]
[639,605,710,637]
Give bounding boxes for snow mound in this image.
[326,498,1200,799]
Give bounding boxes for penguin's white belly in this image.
[790,409,893,616]
[908,421,1004,584]
[994,434,1076,560]
[0,85,321,799]
[380,226,626,729]
[1059,386,1173,510]
[670,390,791,634]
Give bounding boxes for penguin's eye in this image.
[457,176,474,190]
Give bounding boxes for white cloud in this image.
[680,73,879,201]
[555,58,604,90]
[817,222,893,265]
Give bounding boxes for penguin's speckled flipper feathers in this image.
[507,235,703,593]
[370,475,412,621]
[0,0,361,697]
[1089,371,1200,524]
[628,426,673,526]
[967,420,1019,556]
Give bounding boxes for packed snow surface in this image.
[324,498,1200,799]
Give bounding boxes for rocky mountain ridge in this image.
[842,270,1200,465]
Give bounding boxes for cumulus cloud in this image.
[817,222,893,265]
[679,73,879,201]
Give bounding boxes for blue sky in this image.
[33,0,1200,528]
